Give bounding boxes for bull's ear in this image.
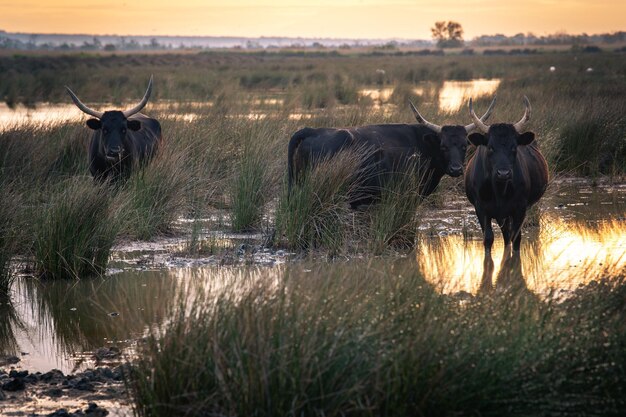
[517,131,535,145]
[468,133,487,146]
[127,120,141,131]
[423,133,440,148]
[86,119,101,130]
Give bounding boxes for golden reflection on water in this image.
[357,79,500,112]
[437,79,501,112]
[417,216,626,295]
[1,79,501,131]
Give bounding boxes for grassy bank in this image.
[129,260,626,416]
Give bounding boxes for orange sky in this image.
[0,0,624,39]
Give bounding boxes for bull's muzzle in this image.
[448,163,463,177]
[495,169,512,182]
[106,147,124,162]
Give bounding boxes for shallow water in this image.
[0,178,623,377]
[0,79,500,130]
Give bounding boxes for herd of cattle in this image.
[65,77,548,255]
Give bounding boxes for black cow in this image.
[66,76,162,181]
[464,97,549,254]
[288,98,496,207]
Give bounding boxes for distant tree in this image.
[431,21,464,48]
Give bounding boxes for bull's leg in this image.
[511,211,526,252]
[497,217,513,250]
[479,252,495,295]
[476,211,494,253]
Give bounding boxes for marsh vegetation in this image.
[0,49,625,416]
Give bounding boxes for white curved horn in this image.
[65,86,104,118]
[465,95,497,132]
[122,75,153,117]
[409,100,442,133]
[513,96,531,133]
[468,98,490,134]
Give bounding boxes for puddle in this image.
[417,178,626,294]
[437,79,501,112]
[358,79,500,111]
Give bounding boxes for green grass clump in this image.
[33,178,119,279]
[129,261,626,417]
[118,145,191,240]
[557,106,626,175]
[367,162,426,253]
[274,148,370,251]
[229,141,273,233]
[0,184,22,291]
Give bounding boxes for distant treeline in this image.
[473,31,626,47]
[1,29,626,52]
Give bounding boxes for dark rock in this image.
[94,367,115,380]
[94,347,121,361]
[41,369,65,382]
[9,369,28,378]
[48,409,72,417]
[85,403,109,417]
[45,387,64,397]
[24,373,39,384]
[69,377,95,391]
[0,355,20,366]
[2,377,25,391]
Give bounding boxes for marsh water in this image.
[0,78,500,130]
[0,177,623,376]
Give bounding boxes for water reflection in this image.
[1,79,501,130]
[357,79,500,111]
[417,217,626,295]
[438,79,501,112]
[8,270,180,372]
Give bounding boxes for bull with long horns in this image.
[464,96,549,254]
[66,76,162,182]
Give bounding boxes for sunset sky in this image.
[0,0,624,39]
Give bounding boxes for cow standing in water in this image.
[288,98,496,208]
[464,97,549,254]
[66,76,162,182]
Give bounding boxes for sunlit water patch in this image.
[417,178,626,295]
[358,79,500,111]
[437,79,501,112]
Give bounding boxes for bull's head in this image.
[66,76,153,161]
[467,96,535,184]
[409,96,496,177]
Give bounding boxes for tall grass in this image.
[129,261,626,417]
[366,160,429,253]
[116,145,191,240]
[0,183,21,291]
[33,178,120,279]
[274,147,372,251]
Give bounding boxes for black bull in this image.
[66,77,162,181]
[465,97,549,253]
[288,99,496,207]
